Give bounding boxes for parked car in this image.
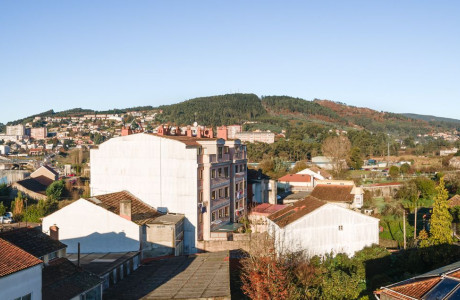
[0,216,12,224]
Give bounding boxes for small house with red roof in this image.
[267,196,379,257]
[0,238,42,300]
[248,203,287,233]
[277,174,314,192]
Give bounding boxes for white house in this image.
[42,191,184,257]
[277,174,314,192]
[296,167,332,180]
[267,196,379,257]
[311,180,364,209]
[90,130,248,254]
[0,238,43,300]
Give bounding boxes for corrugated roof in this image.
[0,238,42,277]
[88,191,163,225]
[0,227,66,258]
[278,174,311,183]
[43,257,102,300]
[268,196,327,228]
[310,184,354,203]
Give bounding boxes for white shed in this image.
[267,196,379,257]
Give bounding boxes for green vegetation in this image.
[427,178,453,245]
[46,180,65,201]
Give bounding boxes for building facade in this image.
[6,124,26,136]
[30,127,48,140]
[90,127,248,254]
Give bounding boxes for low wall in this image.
[197,233,261,253]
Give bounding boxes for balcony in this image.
[232,151,247,160]
[211,196,230,210]
[209,153,231,163]
[211,177,230,187]
[235,190,246,200]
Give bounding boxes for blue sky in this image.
[1,1,459,123]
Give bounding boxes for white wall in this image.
[0,264,42,300]
[270,204,379,257]
[90,134,199,253]
[42,199,140,253]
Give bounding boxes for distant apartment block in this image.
[30,127,48,140]
[6,124,25,136]
[440,147,458,156]
[235,131,275,144]
[90,125,248,254]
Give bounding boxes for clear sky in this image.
[1,1,459,124]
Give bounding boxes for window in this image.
[224,167,229,178]
[212,212,216,221]
[219,189,223,198]
[225,206,229,217]
[224,146,229,154]
[48,251,58,261]
[197,147,203,155]
[199,169,203,179]
[338,225,343,231]
[225,187,229,198]
[236,201,239,209]
[199,191,203,202]
[199,212,203,223]
[15,294,31,300]
[211,169,216,179]
[218,168,223,177]
[212,191,216,200]
[218,147,223,159]
[235,165,238,173]
[219,209,223,218]
[239,164,244,172]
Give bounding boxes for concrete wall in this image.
[90,133,199,253]
[0,264,42,300]
[269,204,379,257]
[42,199,141,253]
[144,224,176,257]
[0,170,29,184]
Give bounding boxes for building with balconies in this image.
[90,125,248,254]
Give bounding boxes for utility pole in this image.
[403,210,407,250]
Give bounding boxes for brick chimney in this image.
[217,126,228,140]
[120,199,132,221]
[49,225,59,241]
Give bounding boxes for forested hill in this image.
[5,93,459,136]
[157,94,458,135]
[403,113,460,125]
[157,94,268,126]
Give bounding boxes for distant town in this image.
[0,100,459,300]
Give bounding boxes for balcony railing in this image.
[209,153,231,163]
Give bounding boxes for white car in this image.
[0,212,13,224]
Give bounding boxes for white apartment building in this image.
[6,124,26,136]
[90,125,248,254]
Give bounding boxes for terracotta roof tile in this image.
[278,174,311,182]
[268,196,327,227]
[0,227,66,258]
[43,257,102,300]
[0,238,42,277]
[448,269,460,279]
[149,133,217,146]
[310,184,354,203]
[250,203,286,216]
[88,191,163,225]
[382,277,441,299]
[14,178,48,195]
[448,195,460,207]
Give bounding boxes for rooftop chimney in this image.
[49,225,59,241]
[120,199,132,221]
[217,126,228,140]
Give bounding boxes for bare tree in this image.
[321,135,351,176]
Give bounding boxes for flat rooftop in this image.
[103,251,231,300]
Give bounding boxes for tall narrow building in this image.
[90,125,248,254]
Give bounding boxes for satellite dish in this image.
[193,122,198,127]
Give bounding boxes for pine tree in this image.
[428,177,453,245]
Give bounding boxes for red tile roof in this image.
[268,196,327,227]
[0,238,42,277]
[250,203,287,216]
[88,191,163,225]
[310,184,354,203]
[448,194,460,207]
[448,269,460,279]
[381,277,441,299]
[0,227,66,258]
[278,174,312,183]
